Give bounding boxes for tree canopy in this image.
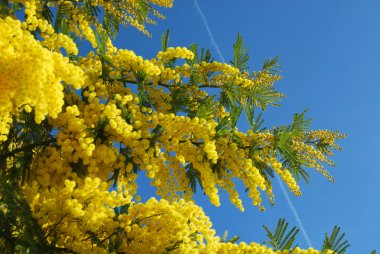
[0,0,352,253]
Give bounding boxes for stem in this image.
[0,138,56,160]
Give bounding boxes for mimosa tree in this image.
[0,0,354,253]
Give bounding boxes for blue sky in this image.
[113,1,380,252]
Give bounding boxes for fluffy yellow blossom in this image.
[0,17,84,140]
[0,0,345,252]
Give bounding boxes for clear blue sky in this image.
[113,1,380,252]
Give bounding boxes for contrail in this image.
[192,0,312,247]
[193,0,225,63]
[276,176,313,248]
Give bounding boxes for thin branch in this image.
[0,137,56,160]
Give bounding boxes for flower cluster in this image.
[0,16,83,141]
[0,0,345,252]
[24,176,131,253]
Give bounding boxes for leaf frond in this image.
[262,55,281,74]
[322,226,350,254]
[263,218,299,251]
[229,33,249,71]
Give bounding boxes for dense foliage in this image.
[0,0,353,253]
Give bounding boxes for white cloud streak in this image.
[193,0,225,63]
[193,0,312,248]
[276,176,312,248]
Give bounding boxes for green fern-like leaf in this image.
[191,95,217,120]
[103,10,119,38]
[262,55,281,74]
[185,164,202,193]
[321,226,350,253]
[41,0,53,24]
[94,29,108,58]
[0,177,50,252]
[282,159,310,183]
[134,0,152,23]
[0,0,11,17]
[187,43,213,66]
[251,85,283,110]
[229,33,249,71]
[214,117,231,139]
[161,29,170,51]
[263,218,299,251]
[230,104,243,129]
[83,0,100,18]
[272,110,313,183]
[290,109,312,137]
[169,87,193,114]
